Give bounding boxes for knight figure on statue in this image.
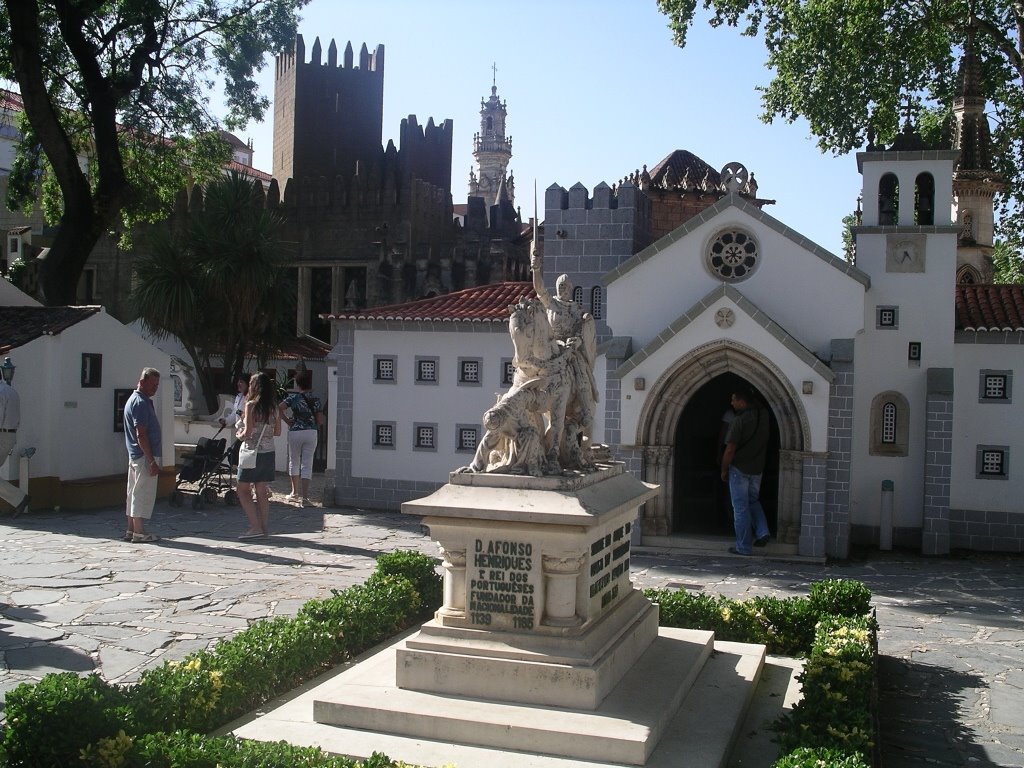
[457,242,600,477]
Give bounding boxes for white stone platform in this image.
[231,624,780,768]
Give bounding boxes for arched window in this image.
[878,173,899,225]
[572,286,584,306]
[591,286,604,319]
[914,173,935,225]
[485,116,493,132]
[957,264,981,284]
[881,402,897,444]
[870,391,909,456]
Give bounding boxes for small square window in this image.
[414,423,437,451]
[415,357,438,384]
[979,370,1012,403]
[876,306,899,329]
[373,422,395,449]
[374,356,396,383]
[976,445,1008,479]
[501,359,515,387]
[458,358,482,386]
[457,425,479,452]
[908,342,922,361]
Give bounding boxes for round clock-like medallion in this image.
[715,307,736,328]
[707,229,759,281]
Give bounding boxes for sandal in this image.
[132,533,159,543]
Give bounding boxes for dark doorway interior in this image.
[672,373,779,536]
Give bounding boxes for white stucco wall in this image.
[950,344,1024,511]
[616,295,833,453]
[350,326,515,483]
[2,312,172,483]
[607,206,865,361]
[849,229,958,532]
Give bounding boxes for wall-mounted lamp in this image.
[1,357,15,385]
[634,377,645,391]
[802,381,813,395]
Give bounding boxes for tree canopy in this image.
[0,0,309,305]
[657,0,1024,250]
[131,172,295,412]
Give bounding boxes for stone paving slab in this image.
[0,474,1022,766]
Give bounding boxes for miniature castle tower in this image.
[272,35,385,184]
[950,21,1003,284]
[468,66,514,206]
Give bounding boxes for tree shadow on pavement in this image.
[878,654,990,767]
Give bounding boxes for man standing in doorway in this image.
[720,386,771,555]
[123,367,163,543]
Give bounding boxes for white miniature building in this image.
[325,44,1022,557]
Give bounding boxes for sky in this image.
[232,0,866,257]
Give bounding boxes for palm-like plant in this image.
[131,171,294,412]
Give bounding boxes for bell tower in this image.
[468,64,514,205]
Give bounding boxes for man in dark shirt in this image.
[720,386,771,555]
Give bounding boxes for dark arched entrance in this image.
[672,372,779,536]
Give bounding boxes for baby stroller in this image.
[170,428,237,510]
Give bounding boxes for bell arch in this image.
[634,340,811,544]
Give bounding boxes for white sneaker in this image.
[285,493,299,502]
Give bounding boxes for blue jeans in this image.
[728,466,770,554]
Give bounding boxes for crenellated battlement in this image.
[544,181,647,212]
[275,34,384,78]
[542,181,652,324]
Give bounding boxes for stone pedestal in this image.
[298,464,769,765]
[394,462,659,710]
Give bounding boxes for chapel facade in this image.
[325,40,1023,557]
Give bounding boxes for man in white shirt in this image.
[0,374,30,516]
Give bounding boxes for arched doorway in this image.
[672,372,779,536]
[635,340,809,545]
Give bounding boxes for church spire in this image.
[950,14,1003,283]
[951,17,997,176]
[468,66,514,206]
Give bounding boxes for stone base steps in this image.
[230,627,803,767]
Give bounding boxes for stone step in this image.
[231,628,773,767]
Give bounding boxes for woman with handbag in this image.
[279,369,323,507]
[236,372,281,538]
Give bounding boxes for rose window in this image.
[707,229,759,281]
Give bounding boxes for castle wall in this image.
[273,36,385,185]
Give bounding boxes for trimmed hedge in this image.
[1,558,876,768]
[0,552,439,768]
[647,577,878,767]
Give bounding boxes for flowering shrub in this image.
[647,579,878,767]
[777,615,877,759]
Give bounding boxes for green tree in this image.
[993,241,1024,283]
[656,0,1024,250]
[0,0,309,306]
[131,172,295,413]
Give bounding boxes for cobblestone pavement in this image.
[1,476,1022,766]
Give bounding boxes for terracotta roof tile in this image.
[273,334,331,360]
[956,284,1024,331]
[0,306,102,355]
[225,159,271,182]
[326,281,535,322]
[647,150,720,188]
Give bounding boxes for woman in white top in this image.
[236,372,280,538]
